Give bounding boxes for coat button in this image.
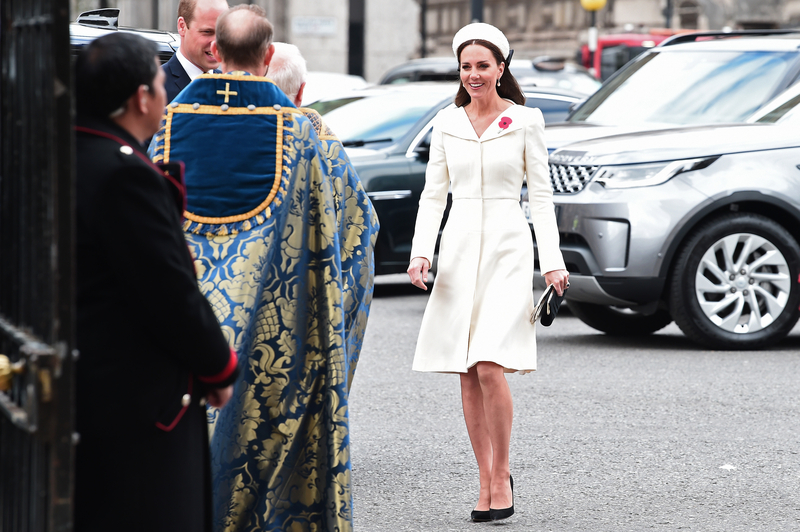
[181,394,191,406]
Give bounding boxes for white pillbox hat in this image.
[452,22,510,60]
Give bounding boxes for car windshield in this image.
[571,50,799,126]
[309,91,450,145]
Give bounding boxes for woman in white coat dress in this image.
[407,23,569,523]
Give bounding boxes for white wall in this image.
[284,0,350,75]
[612,0,665,28]
[365,0,420,82]
[157,0,180,32]
[113,0,153,28]
[787,0,800,24]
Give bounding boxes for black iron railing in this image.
[0,0,75,530]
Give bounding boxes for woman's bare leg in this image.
[475,361,513,509]
[460,366,493,511]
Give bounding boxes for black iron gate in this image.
[0,0,75,531]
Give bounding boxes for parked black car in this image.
[379,56,601,96]
[70,9,179,63]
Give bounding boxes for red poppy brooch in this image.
[498,116,512,132]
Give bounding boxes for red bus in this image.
[580,33,671,80]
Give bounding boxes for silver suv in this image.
[536,84,800,349]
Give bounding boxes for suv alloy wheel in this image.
[669,213,800,349]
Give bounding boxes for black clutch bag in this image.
[531,284,567,327]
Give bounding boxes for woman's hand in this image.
[407,257,431,291]
[544,269,570,296]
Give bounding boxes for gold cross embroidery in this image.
[216,82,238,103]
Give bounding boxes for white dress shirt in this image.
[175,49,205,80]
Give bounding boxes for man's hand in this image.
[407,257,431,291]
[206,385,233,409]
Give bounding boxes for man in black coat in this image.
[163,0,228,101]
[74,33,239,532]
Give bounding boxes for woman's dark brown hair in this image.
[455,39,525,108]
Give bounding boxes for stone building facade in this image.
[70,0,418,82]
[70,0,800,81]
[419,0,800,61]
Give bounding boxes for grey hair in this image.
[268,42,308,103]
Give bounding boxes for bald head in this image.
[213,4,274,75]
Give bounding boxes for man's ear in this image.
[131,84,149,115]
[177,16,187,38]
[264,43,275,68]
[295,82,306,107]
[211,41,222,64]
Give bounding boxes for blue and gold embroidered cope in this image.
[151,73,380,532]
[153,73,295,232]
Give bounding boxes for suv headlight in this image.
[595,156,719,189]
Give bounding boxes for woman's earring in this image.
[497,79,501,87]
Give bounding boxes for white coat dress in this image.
[410,103,565,373]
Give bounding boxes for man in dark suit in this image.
[74,32,239,532]
[163,0,229,102]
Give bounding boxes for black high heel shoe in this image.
[470,509,491,522]
[489,475,514,521]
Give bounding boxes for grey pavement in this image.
[349,277,800,532]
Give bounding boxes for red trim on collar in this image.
[198,348,239,384]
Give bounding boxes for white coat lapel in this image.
[436,107,478,141]
[480,106,523,142]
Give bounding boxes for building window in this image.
[677,0,700,30]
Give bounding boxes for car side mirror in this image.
[568,98,586,114]
[413,130,432,162]
[414,143,430,163]
[567,98,587,119]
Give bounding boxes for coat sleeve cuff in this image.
[198,347,239,387]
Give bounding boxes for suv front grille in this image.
[549,163,598,194]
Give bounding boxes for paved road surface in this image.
[349,278,800,531]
